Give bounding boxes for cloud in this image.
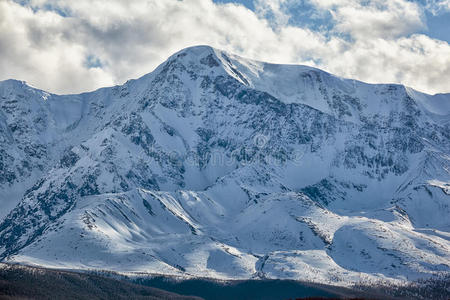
[299,0,450,93]
[0,0,449,95]
[0,1,115,94]
[426,0,450,14]
[320,35,450,95]
[253,0,291,26]
[309,0,425,39]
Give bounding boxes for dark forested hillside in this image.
[0,264,202,300]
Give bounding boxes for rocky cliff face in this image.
[0,46,449,285]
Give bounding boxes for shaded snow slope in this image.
[0,45,449,286]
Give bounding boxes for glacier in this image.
[0,45,449,286]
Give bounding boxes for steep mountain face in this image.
[0,46,449,285]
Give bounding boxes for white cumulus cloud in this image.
[311,0,425,39]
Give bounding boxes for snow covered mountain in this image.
[0,45,449,286]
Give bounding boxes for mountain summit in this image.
[0,45,449,285]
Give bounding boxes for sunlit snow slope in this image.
[0,46,449,286]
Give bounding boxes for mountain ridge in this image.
[3,45,450,99]
[0,45,449,287]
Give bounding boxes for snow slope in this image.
[0,45,449,286]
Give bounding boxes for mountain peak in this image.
[175,44,217,55]
[0,79,31,90]
[164,44,221,66]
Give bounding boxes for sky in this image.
[0,0,449,95]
